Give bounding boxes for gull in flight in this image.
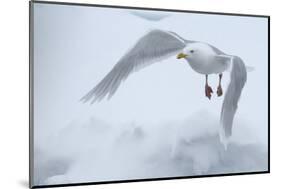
[81,29,249,147]
[130,11,170,21]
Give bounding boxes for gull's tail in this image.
[246,66,255,72]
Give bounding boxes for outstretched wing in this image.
[220,56,247,149]
[81,29,188,103]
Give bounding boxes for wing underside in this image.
[81,29,188,103]
[220,56,247,148]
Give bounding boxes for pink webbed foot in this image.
[217,85,223,97]
[205,85,213,100]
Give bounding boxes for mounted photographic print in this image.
[29,1,270,188]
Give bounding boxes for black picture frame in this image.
[29,1,270,188]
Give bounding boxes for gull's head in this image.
[177,43,215,62]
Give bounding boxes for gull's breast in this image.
[188,57,227,75]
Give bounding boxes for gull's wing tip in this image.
[219,127,230,150]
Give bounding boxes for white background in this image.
[0,0,276,188]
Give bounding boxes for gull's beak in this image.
[177,53,188,59]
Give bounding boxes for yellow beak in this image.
[177,53,188,59]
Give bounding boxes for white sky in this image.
[33,3,268,146]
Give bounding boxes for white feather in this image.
[219,56,247,149]
[80,29,187,103]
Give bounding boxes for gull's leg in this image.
[205,75,213,100]
[217,73,223,97]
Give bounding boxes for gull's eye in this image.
[190,50,194,53]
